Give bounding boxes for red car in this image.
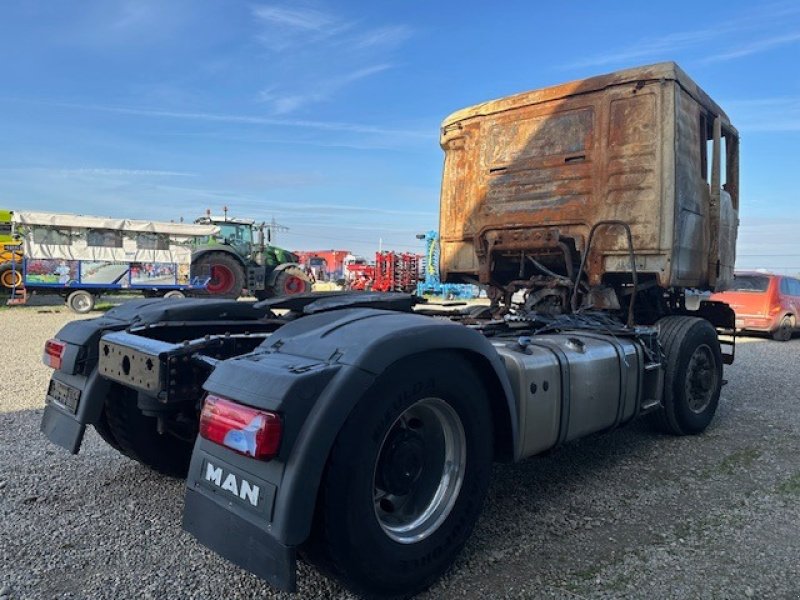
[711,272,800,341]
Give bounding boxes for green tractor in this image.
[192,214,312,299]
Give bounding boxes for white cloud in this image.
[0,167,195,178]
[353,25,413,49]
[249,3,411,113]
[258,63,393,114]
[251,5,338,32]
[37,99,429,138]
[562,2,800,69]
[724,97,800,132]
[701,32,800,64]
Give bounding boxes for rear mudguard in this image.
[199,307,518,547]
[41,298,270,453]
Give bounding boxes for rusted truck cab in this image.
[439,62,739,318]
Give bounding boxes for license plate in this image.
[48,379,81,414]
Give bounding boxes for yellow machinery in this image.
[0,208,24,290]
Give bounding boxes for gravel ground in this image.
[1,300,799,599]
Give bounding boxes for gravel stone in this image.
[1,299,799,598]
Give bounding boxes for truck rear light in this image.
[199,394,282,460]
[43,339,66,370]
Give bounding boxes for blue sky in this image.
[0,1,799,270]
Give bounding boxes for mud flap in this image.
[40,403,86,454]
[183,488,297,591]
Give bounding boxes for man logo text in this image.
[205,462,260,507]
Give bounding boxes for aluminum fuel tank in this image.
[493,332,644,460]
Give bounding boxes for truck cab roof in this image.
[442,61,735,134]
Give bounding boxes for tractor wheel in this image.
[0,262,22,290]
[193,253,244,298]
[256,266,312,299]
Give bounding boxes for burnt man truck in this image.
[40,62,738,597]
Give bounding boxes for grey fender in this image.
[202,308,519,546]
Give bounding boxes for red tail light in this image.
[199,394,282,460]
[43,339,66,370]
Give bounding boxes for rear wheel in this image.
[66,290,95,314]
[193,253,244,298]
[309,353,493,597]
[648,316,723,435]
[772,316,793,341]
[103,385,194,478]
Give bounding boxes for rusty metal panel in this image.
[438,62,738,293]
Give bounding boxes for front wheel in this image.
[648,316,723,435]
[309,353,493,597]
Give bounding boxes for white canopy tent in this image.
[13,210,219,264]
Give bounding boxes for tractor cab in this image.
[195,215,256,260]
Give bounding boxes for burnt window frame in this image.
[700,112,739,212]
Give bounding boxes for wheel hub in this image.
[377,430,426,496]
[207,265,234,294]
[284,275,304,294]
[686,344,716,413]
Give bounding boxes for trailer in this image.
[40,62,738,597]
[8,211,215,312]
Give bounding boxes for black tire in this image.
[648,316,723,436]
[256,265,312,300]
[92,404,125,453]
[772,316,793,341]
[66,290,95,314]
[103,385,194,478]
[193,252,245,298]
[308,352,493,598]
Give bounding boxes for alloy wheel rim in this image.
[372,397,466,544]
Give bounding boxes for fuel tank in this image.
[493,331,645,460]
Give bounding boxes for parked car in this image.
[711,272,800,341]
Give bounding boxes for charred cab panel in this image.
[438,62,738,293]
